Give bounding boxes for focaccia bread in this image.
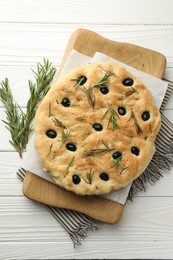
[34,62,161,195]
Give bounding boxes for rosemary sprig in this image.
[129,109,143,135]
[71,76,86,88]
[111,155,122,168]
[0,58,56,157]
[82,169,94,185]
[83,140,114,158]
[83,148,114,158]
[52,117,66,129]
[102,106,119,131]
[121,87,139,103]
[26,58,56,123]
[82,87,95,109]
[61,129,71,144]
[102,139,110,149]
[0,79,26,157]
[66,156,75,173]
[94,71,115,87]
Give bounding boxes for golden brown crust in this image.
[34,62,161,195]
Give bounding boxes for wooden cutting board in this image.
[22,28,166,224]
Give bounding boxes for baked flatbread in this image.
[34,62,161,195]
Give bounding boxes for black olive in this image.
[142,111,150,121]
[61,97,70,107]
[77,76,87,85]
[92,123,103,131]
[72,175,81,184]
[66,143,77,152]
[122,78,134,86]
[112,151,122,160]
[118,106,126,116]
[131,146,140,156]
[46,129,57,139]
[100,172,109,181]
[100,85,109,95]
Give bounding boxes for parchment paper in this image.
[21,50,168,205]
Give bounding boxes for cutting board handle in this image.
[23,172,124,224]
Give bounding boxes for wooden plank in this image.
[0,0,173,24]
[0,197,173,241]
[0,197,173,259]
[0,24,173,66]
[0,152,173,197]
[1,66,173,108]
[1,242,173,260]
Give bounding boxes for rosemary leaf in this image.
[82,169,94,185]
[102,107,119,131]
[71,76,86,88]
[61,129,71,144]
[82,87,95,109]
[102,139,109,149]
[83,148,113,158]
[121,87,139,102]
[66,156,75,172]
[52,117,66,129]
[75,116,86,121]
[0,59,56,158]
[111,155,122,168]
[102,108,109,120]
[94,71,115,87]
[86,170,93,185]
[129,109,143,135]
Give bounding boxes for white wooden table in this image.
[0,1,173,259]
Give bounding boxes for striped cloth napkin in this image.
[17,79,173,247]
